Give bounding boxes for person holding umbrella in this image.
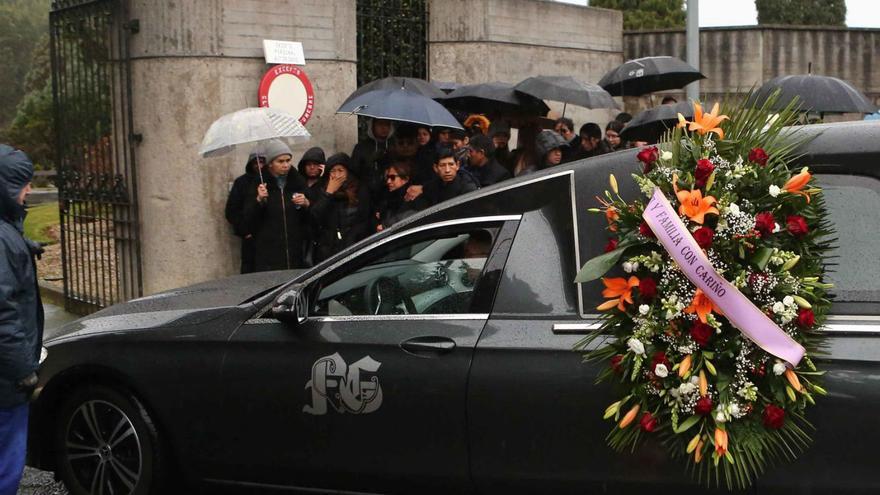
[350,118,394,188]
[242,140,312,272]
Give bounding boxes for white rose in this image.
[661,151,673,161]
[728,203,740,215]
[727,403,740,416]
[783,295,795,306]
[772,301,786,314]
[773,362,787,376]
[769,184,781,197]
[679,382,696,395]
[715,411,727,423]
[627,338,645,356]
[623,262,634,273]
[639,304,650,316]
[654,363,669,378]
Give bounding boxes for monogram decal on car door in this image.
[303,353,383,415]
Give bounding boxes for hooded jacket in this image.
[309,155,372,264]
[350,119,394,185]
[225,155,262,238]
[0,145,44,408]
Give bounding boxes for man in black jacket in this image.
[422,148,478,206]
[467,134,511,187]
[242,140,312,271]
[0,144,44,495]
[224,153,264,273]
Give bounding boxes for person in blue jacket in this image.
[0,144,44,495]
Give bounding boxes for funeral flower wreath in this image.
[576,99,832,489]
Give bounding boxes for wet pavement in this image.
[18,301,78,495]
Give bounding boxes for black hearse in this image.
[28,121,880,494]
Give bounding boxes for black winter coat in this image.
[224,166,260,237]
[0,145,44,408]
[309,185,372,263]
[377,185,420,230]
[422,174,478,206]
[468,158,511,187]
[242,172,312,271]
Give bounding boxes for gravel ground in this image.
[17,468,67,495]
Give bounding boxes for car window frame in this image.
[273,215,521,322]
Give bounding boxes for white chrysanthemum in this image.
[627,338,645,356]
[773,362,787,376]
[772,301,786,314]
[769,184,781,197]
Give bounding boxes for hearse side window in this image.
[313,226,501,317]
[817,174,880,304]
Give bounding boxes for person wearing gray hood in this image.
[516,130,569,176]
[0,144,44,494]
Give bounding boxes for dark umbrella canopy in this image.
[336,88,463,129]
[514,76,619,110]
[439,82,550,117]
[621,101,695,143]
[599,56,705,97]
[747,74,877,114]
[431,80,461,93]
[337,76,445,113]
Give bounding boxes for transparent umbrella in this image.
[199,107,311,158]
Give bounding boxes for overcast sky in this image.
[557,0,880,28]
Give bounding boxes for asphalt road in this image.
[17,302,78,495]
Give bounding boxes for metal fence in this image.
[50,0,142,314]
[356,0,429,87]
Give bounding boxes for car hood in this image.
[46,269,305,343]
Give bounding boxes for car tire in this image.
[54,384,168,495]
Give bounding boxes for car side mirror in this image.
[271,283,309,326]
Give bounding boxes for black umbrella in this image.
[599,56,705,97]
[336,88,463,129]
[337,77,445,113]
[514,76,619,114]
[431,80,461,94]
[747,74,877,114]
[439,82,550,117]
[620,101,694,143]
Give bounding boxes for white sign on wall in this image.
[262,40,306,65]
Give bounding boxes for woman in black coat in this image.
[309,153,372,263]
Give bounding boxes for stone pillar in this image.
[428,0,624,128]
[126,0,357,294]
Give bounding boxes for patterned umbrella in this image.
[599,56,705,97]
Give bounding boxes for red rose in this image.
[693,227,715,249]
[749,147,769,167]
[604,238,618,252]
[610,354,624,374]
[763,404,786,429]
[786,215,809,238]
[639,276,657,300]
[755,211,776,238]
[695,395,713,415]
[639,221,656,239]
[797,308,815,328]
[639,411,659,432]
[637,146,659,173]
[690,322,713,347]
[694,159,714,188]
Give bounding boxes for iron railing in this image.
[356,0,429,87]
[50,0,142,314]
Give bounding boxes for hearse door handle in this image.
[400,336,457,355]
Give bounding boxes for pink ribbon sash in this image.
[643,188,805,367]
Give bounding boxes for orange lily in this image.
[597,196,619,231]
[714,427,728,456]
[619,404,640,429]
[687,102,729,139]
[784,369,804,393]
[678,354,693,378]
[783,167,813,203]
[676,188,719,224]
[684,289,722,323]
[699,369,708,396]
[598,276,640,312]
[694,439,706,463]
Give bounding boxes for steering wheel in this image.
[364,276,417,315]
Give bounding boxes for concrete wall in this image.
[429,0,624,128]
[623,26,880,114]
[127,0,357,294]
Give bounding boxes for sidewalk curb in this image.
[39,281,66,308]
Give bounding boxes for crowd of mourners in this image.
[224,111,647,273]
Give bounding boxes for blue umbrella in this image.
[337,87,463,129]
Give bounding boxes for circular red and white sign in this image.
[258,64,315,125]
